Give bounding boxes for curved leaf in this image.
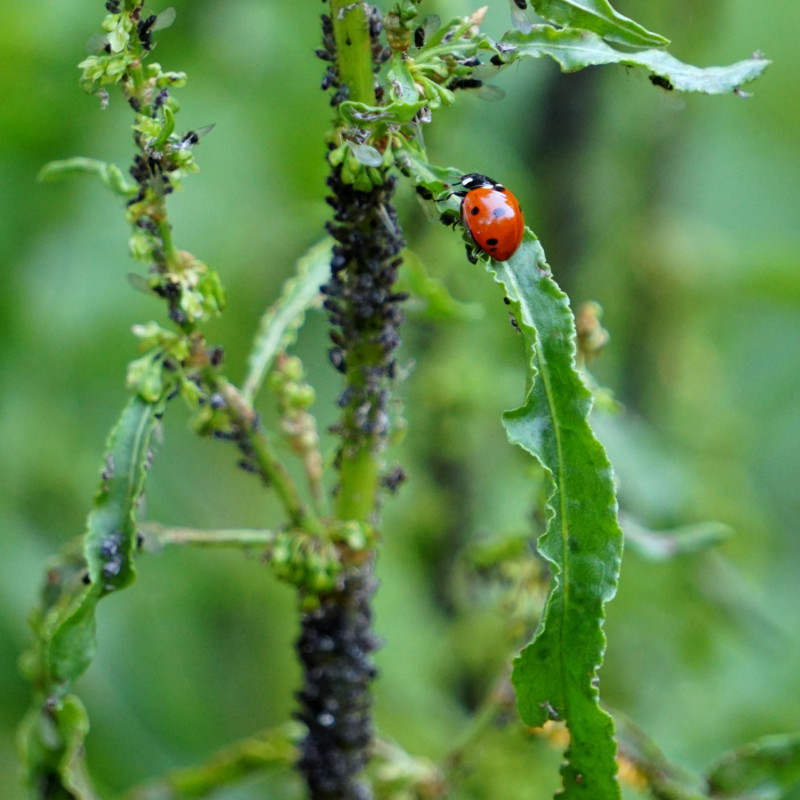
[528,0,668,48]
[19,395,166,799]
[496,28,770,94]
[491,233,623,799]
[37,157,136,197]
[243,238,331,403]
[621,515,733,562]
[399,249,483,322]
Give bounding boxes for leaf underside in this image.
[19,395,165,800]
[492,234,623,800]
[528,0,669,48]
[496,27,770,94]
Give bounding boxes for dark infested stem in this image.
[295,566,379,800]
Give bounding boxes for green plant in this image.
[18,1,794,799]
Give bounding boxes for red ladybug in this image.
[458,173,524,262]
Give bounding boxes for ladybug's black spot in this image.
[492,207,509,218]
[486,238,499,246]
[470,206,479,216]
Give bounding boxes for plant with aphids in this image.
[19,1,791,799]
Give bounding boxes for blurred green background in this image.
[2,0,798,797]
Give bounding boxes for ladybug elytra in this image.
[458,173,524,262]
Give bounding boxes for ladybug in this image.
[457,173,525,262]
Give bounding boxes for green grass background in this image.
[2,0,798,797]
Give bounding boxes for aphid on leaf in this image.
[649,74,675,91]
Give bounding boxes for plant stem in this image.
[211,376,323,535]
[336,443,380,523]
[120,725,298,800]
[440,679,509,777]
[330,0,376,106]
[137,523,277,550]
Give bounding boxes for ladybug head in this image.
[460,173,501,192]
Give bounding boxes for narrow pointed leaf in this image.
[496,27,770,94]
[38,157,136,197]
[491,233,623,799]
[19,395,166,799]
[528,0,668,47]
[707,735,800,799]
[242,238,331,403]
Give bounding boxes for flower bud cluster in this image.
[127,322,224,411]
[382,0,423,52]
[79,3,224,337]
[269,531,343,596]
[267,354,324,498]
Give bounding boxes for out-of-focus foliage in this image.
[1,0,797,799]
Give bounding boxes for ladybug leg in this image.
[442,188,468,204]
[465,243,479,264]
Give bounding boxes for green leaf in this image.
[18,694,98,800]
[37,157,137,197]
[707,735,800,800]
[387,53,421,105]
[398,249,483,322]
[493,233,623,799]
[242,238,331,404]
[339,98,428,127]
[496,28,770,95]
[19,395,166,798]
[527,0,668,48]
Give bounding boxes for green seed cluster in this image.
[269,531,343,596]
[267,355,324,495]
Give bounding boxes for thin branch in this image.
[137,522,277,551]
[208,376,324,535]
